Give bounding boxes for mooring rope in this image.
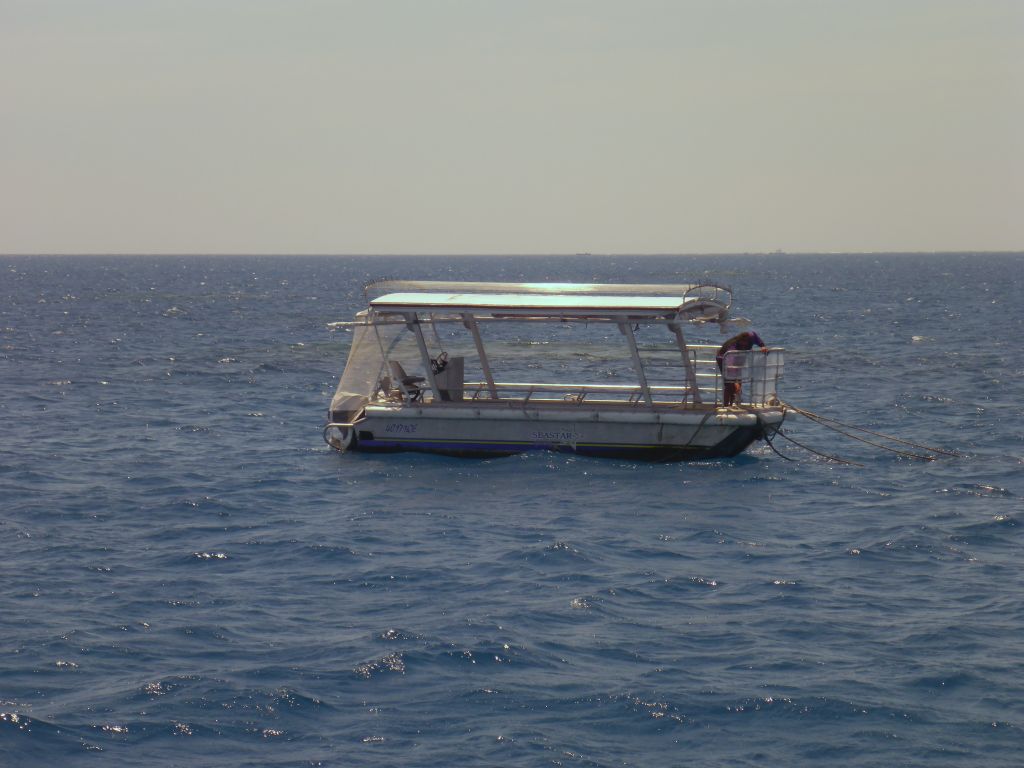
[755,411,796,462]
[749,402,946,466]
[803,418,934,460]
[782,403,961,457]
[771,426,864,466]
[777,401,967,462]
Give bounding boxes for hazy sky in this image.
[2,0,1022,254]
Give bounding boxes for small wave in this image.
[354,652,406,678]
[547,540,578,554]
[665,575,720,589]
[907,671,978,690]
[378,628,418,641]
[950,514,1017,545]
[175,424,210,433]
[936,483,1013,499]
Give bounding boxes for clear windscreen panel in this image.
[442,319,704,405]
[330,314,440,414]
[329,323,380,418]
[465,320,639,387]
[329,315,419,417]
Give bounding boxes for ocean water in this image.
[1,253,1021,767]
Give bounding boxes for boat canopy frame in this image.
[329,281,772,413]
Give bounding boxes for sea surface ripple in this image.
[1,253,1022,766]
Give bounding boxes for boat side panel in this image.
[349,408,772,461]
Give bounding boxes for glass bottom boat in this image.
[324,280,784,461]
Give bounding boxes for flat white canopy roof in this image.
[370,291,709,318]
[365,280,717,298]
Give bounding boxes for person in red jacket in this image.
[716,331,767,406]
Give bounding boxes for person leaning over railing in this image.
[716,331,768,406]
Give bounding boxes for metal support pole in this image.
[669,322,702,404]
[462,313,498,399]
[406,312,441,401]
[619,322,653,408]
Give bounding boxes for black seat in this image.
[389,361,425,402]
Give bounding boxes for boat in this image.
[323,280,785,460]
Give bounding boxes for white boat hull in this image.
[328,404,784,461]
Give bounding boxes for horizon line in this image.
[2,249,1022,258]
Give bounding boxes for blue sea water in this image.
[1,253,1022,767]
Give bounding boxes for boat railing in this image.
[460,381,697,406]
[690,345,785,406]
[441,346,783,408]
[375,344,783,409]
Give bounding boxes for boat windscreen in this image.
[329,323,382,410]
